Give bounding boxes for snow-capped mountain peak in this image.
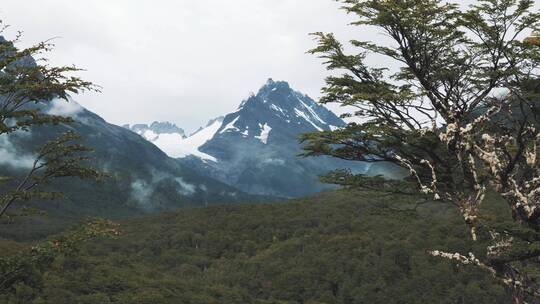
[128,79,344,160]
[213,79,344,144]
[125,79,372,198]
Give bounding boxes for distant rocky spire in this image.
[125,121,186,138]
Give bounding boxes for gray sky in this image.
[1,0,536,132]
[1,0,365,132]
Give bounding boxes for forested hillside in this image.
[0,190,512,303]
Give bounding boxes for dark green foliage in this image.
[0,219,119,300]
[0,191,513,303]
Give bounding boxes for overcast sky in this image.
[1,0,366,132]
[0,0,535,132]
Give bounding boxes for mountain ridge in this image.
[0,99,268,233]
[126,79,405,197]
[126,79,346,162]
[127,79,374,197]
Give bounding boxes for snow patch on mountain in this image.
[125,121,218,161]
[255,123,272,144]
[297,98,326,124]
[137,120,221,162]
[219,115,240,134]
[294,108,323,131]
[173,118,222,161]
[141,129,159,141]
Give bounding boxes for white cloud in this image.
[130,179,153,209]
[130,169,198,209]
[0,135,35,170]
[47,99,84,117]
[175,177,196,196]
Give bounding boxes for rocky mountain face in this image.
[205,78,345,154]
[131,79,379,198]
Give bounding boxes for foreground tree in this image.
[0,22,103,219]
[302,0,540,302]
[0,22,119,297]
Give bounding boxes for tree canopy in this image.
[302,0,540,301]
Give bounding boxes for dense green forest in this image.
[0,190,514,303]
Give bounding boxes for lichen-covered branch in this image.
[305,0,540,301]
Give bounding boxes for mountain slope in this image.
[177,80,370,197]
[127,79,404,198]
[1,99,264,222]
